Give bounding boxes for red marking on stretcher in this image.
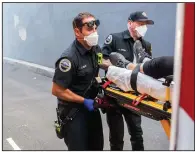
[132,94,148,106]
[123,103,140,111]
[95,97,114,108]
[102,81,112,89]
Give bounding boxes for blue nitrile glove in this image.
[84,98,95,111]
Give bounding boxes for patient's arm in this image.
[126,63,145,73]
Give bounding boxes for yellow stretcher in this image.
[95,76,172,139]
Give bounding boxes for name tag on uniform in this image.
[118,48,126,52]
[79,65,87,70]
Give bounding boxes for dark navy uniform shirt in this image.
[53,39,101,106]
[102,30,152,62]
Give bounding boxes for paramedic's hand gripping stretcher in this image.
[95,40,173,139]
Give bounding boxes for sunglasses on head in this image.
[82,19,100,28]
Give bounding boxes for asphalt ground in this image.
[3,63,169,150]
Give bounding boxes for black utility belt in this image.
[57,103,80,124]
[58,100,84,108]
[55,104,80,139]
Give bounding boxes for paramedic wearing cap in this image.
[52,12,104,150]
[101,11,154,151]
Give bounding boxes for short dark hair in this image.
[72,12,95,29]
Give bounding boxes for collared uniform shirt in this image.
[53,39,101,105]
[102,30,152,63]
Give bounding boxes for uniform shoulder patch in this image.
[104,34,113,45]
[59,58,71,72]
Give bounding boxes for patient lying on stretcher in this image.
[99,41,174,102]
[101,40,174,79]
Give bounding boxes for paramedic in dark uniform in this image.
[52,12,104,150]
[102,11,154,151]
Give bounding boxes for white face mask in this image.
[84,32,99,46]
[127,23,130,31]
[135,25,147,37]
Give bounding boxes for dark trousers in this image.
[143,56,174,79]
[62,107,104,150]
[106,107,144,151]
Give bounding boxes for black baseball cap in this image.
[128,11,154,25]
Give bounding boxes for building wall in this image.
[3,3,177,68]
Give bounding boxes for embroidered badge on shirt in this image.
[59,58,71,72]
[105,35,112,45]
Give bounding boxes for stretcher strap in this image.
[130,64,141,94]
[102,80,112,89]
[132,93,148,106]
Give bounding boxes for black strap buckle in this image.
[163,75,173,87]
[163,101,172,111]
